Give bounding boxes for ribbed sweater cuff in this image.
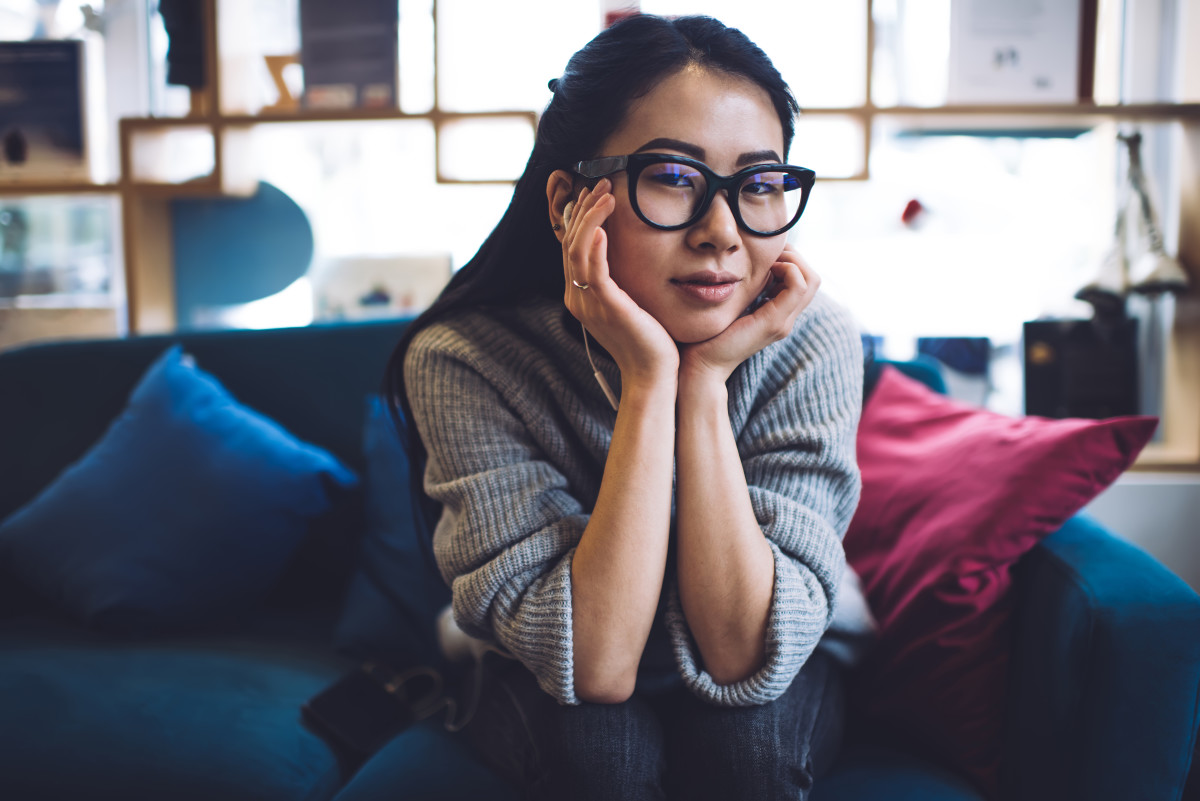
[506,549,579,705]
[666,541,831,706]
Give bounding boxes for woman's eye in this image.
[742,175,781,197]
[649,168,699,188]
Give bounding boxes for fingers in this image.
[569,179,615,246]
[562,180,616,326]
[772,246,820,305]
[751,248,820,343]
[786,246,821,302]
[562,178,615,301]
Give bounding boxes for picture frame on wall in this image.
[0,40,89,182]
[946,0,1098,104]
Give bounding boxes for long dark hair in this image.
[384,14,801,536]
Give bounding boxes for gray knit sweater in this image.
[405,292,874,707]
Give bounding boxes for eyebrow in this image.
[634,138,783,168]
[735,149,784,167]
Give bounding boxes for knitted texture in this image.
[405,293,865,706]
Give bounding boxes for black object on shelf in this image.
[0,41,86,174]
[159,0,207,89]
[1023,318,1139,419]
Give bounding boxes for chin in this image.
[664,313,739,345]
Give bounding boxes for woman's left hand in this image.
[679,244,820,383]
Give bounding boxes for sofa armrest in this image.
[1002,514,1200,801]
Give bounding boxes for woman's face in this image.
[596,66,789,344]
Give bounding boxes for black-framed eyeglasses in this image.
[573,153,815,237]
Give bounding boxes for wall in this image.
[1085,473,1200,593]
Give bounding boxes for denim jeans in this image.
[461,649,846,800]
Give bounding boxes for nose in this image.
[685,190,741,253]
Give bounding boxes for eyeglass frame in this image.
[571,153,816,237]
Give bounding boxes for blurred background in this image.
[0,0,1197,588]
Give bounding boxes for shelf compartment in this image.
[794,115,868,180]
[125,124,217,187]
[436,115,536,184]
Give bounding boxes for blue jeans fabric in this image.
[462,650,846,800]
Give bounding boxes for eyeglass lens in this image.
[636,162,805,234]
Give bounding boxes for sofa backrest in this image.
[0,319,410,524]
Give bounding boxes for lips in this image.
[673,271,739,285]
[670,271,741,303]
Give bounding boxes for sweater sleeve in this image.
[665,294,864,706]
[405,326,586,705]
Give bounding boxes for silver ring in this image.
[572,279,590,290]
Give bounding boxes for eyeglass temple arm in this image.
[573,155,629,179]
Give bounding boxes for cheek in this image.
[603,204,658,275]
[603,199,642,245]
[751,239,786,274]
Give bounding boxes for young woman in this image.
[386,14,874,800]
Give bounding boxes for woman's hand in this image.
[679,244,820,384]
[561,178,679,387]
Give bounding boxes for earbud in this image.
[563,201,575,228]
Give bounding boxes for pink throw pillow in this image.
[844,367,1157,798]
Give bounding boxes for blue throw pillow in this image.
[0,346,358,635]
[333,396,450,668]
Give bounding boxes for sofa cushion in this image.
[843,367,1157,797]
[1003,514,1200,801]
[334,396,451,668]
[0,614,349,801]
[334,724,985,801]
[813,742,986,800]
[332,720,519,801]
[0,345,358,635]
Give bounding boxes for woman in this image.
[386,14,873,800]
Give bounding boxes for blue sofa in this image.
[1,319,1197,801]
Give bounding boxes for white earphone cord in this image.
[562,200,618,411]
[581,321,620,411]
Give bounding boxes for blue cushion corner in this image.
[333,395,450,669]
[0,345,360,635]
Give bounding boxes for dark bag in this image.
[301,661,446,771]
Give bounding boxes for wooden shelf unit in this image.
[1,0,1197,467]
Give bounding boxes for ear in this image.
[546,170,576,242]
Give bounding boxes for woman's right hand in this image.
[561,178,679,387]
